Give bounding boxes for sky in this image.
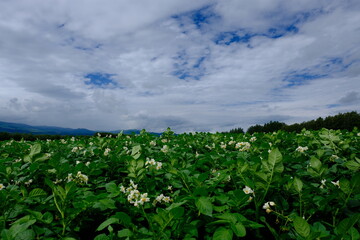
[0,0,359,133]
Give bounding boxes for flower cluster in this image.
[67,171,89,184]
[220,142,227,149]
[71,146,83,153]
[235,142,251,151]
[145,158,163,170]
[120,180,150,207]
[296,146,308,153]
[263,201,276,213]
[250,136,257,142]
[153,193,172,206]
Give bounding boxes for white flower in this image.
[243,186,254,195]
[25,179,33,186]
[263,201,276,212]
[0,183,5,190]
[140,193,150,204]
[330,155,339,162]
[145,158,156,166]
[67,173,73,182]
[235,142,251,151]
[321,179,326,185]
[85,161,91,167]
[76,171,89,184]
[163,196,171,203]
[250,137,257,142]
[167,185,173,191]
[104,148,111,156]
[263,202,270,209]
[161,139,168,143]
[331,180,340,188]
[156,162,162,170]
[357,132,360,136]
[156,194,164,202]
[161,145,169,153]
[120,185,126,193]
[150,140,156,146]
[76,161,81,165]
[296,146,308,153]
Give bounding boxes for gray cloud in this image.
[0,0,359,132]
[339,91,360,104]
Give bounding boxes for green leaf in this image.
[267,148,283,173]
[293,177,303,193]
[29,143,41,157]
[93,199,116,211]
[213,227,233,240]
[118,229,133,238]
[29,188,47,198]
[293,216,310,238]
[43,212,53,224]
[231,222,246,237]
[131,145,141,156]
[310,157,322,172]
[345,160,360,172]
[170,207,184,219]
[33,153,50,162]
[96,218,119,231]
[268,148,282,166]
[335,214,360,236]
[1,229,11,240]
[195,197,213,217]
[215,213,237,224]
[105,182,118,195]
[94,233,110,240]
[349,227,360,240]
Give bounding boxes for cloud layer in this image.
[0,0,359,132]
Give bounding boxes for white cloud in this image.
[0,0,359,132]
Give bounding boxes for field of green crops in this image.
[0,128,359,240]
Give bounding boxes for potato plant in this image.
[0,128,359,239]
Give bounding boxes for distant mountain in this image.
[0,121,161,136]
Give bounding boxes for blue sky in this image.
[0,0,359,132]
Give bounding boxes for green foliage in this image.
[0,128,359,239]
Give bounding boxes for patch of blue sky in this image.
[171,4,219,30]
[214,8,324,46]
[75,44,102,51]
[172,50,207,81]
[282,72,327,88]
[327,104,340,108]
[172,69,203,81]
[280,56,354,89]
[214,31,254,45]
[84,73,119,88]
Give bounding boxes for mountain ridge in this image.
[0,121,160,136]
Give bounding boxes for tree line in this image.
[227,111,360,134]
